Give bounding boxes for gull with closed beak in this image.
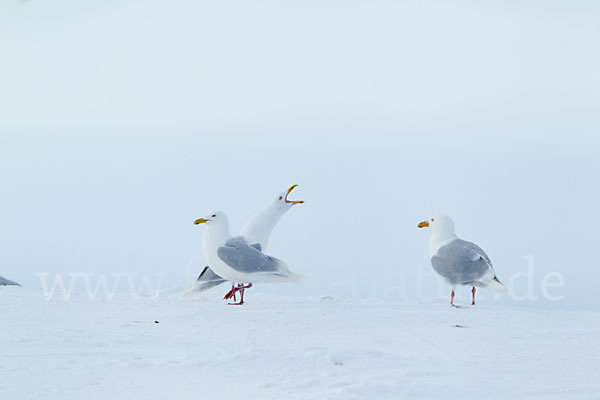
[418,215,505,306]
[193,211,301,305]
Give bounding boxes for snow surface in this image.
[1,287,599,400]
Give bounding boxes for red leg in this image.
[451,290,455,305]
[228,283,253,306]
[471,287,476,305]
[223,283,239,301]
[239,284,245,304]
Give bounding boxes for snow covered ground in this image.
[1,287,599,400]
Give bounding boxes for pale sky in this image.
[1,1,598,309]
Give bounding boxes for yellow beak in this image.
[286,184,305,204]
[194,218,209,225]
[417,221,430,228]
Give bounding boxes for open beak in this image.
[194,218,209,225]
[285,184,304,205]
[417,221,429,228]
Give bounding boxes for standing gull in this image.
[194,211,301,305]
[184,185,303,297]
[418,215,505,306]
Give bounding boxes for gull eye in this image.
[279,196,283,200]
[211,214,216,217]
[431,218,435,221]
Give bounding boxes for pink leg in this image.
[471,287,476,305]
[451,290,455,305]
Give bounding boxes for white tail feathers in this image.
[180,284,200,297]
[485,276,506,291]
[181,281,220,297]
[286,272,304,283]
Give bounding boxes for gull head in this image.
[194,211,228,227]
[272,184,304,211]
[417,215,456,237]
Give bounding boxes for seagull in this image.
[184,184,304,297]
[0,276,20,286]
[193,211,301,305]
[417,215,505,306]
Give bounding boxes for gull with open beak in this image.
[192,211,302,305]
[418,215,505,306]
[183,185,304,300]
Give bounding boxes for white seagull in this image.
[418,215,505,306]
[184,185,303,297]
[193,211,301,305]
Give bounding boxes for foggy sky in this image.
[1,0,598,309]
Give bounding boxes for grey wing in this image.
[431,239,493,285]
[458,239,493,266]
[249,243,262,251]
[192,266,227,292]
[0,276,20,286]
[196,266,226,283]
[231,235,262,251]
[216,238,286,275]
